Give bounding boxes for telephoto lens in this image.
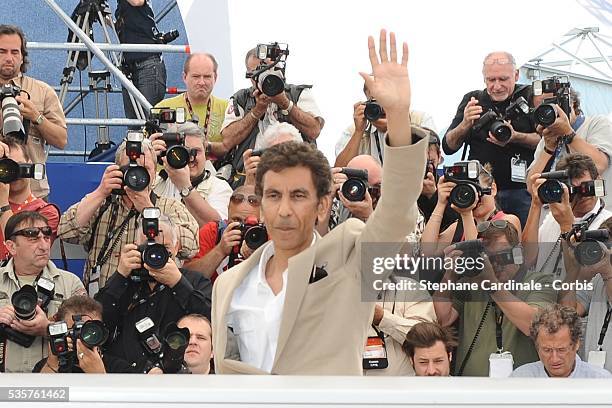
[258,70,285,97]
[533,104,557,127]
[124,165,150,192]
[340,168,369,202]
[489,120,512,142]
[77,320,109,349]
[449,183,478,209]
[140,243,170,269]
[574,229,610,266]
[11,285,38,320]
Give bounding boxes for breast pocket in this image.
[226,312,259,364]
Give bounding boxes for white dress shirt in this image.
[227,234,316,372]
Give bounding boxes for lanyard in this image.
[365,122,384,165]
[184,94,212,138]
[597,303,612,350]
[493,303,504,352]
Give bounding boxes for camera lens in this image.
[537,180,564,204]
[490,121,512,142]
[260,72,285,97]
[575,241,606,266]
[341,178,367,202]
[533,104,557,127]
[0,158,20,184]
[166,331,188,350]
[124,166,150,192]
[165,145,190,169]
[79,320,109,348]
[449,183,478,209]
[244,225,268,250]
[364,101,384,122]
[2,96,26,141]
[142,243,170,269]
[11,285,38,320]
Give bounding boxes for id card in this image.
[511,156,527,183]
[588,350,607,369]
[362,336,388,369]
[489,351,514,377]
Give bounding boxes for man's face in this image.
[182,56,217,102]
[260,166,328,255]
[483,62,518,102]
[185,135,206,180]
[228,188,260,223]
[412,341,451,376]
[536,326,578,377]
[6,219,51,270]
[6,145,29,193]
[570,171,598,217]
[0,34,22,81]
[427,145,442,169]
[246,56,262,89]
[178,317,212,374]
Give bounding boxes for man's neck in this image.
[189,363,211,375]
[186,91,209,107]
[0,75,16,86]
[14,261,43,277]
[573,199,599,219]
[10,186,33,205]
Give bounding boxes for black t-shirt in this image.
[442,85,536,190]
[115,0,160,62]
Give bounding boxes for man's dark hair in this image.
[478,219,520,247]
[402,321,458,359]
[599,216,612,236]
[183,53,218,75]
[570,89,582,117]
[245,47,258,68]
[556,153,599,181]
[0,25,29,73]
[530,304,581,346]
[5,211,48,240]
[56,296,103,322]
[255,141,331,199]
[0,136,30,162]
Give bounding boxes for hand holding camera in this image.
[95,164,124,198]
[538,104,573,141]
[117,243,141,278]
[10,304,50,337]
[75,338,106,373]
[422,170,437,199]
[338,188,373,221]
[443,161,491,210]
[251,90,271,118]
[15,94,39,122]
[435,176,455,207]
[144,258,182,288]
[353,101,367,133]
[460,97,483,131]
[216,221,243,257]
[242,149,261,186]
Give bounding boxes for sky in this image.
[178,0,609,162]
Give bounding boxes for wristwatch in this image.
[34,113,45,126]
[280,100,294,116]
[179,185,194,198]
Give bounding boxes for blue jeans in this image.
[496,188,531,228]
[121,55,167,121]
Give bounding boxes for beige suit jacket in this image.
[212,129,429,375]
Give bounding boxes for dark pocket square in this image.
[309,266,328,284]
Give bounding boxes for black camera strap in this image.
[493,303,504,352]
[597,303,612,350]
[456,300,492,376]
[368,123,384,165]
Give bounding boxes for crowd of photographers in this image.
[1,20,612,380]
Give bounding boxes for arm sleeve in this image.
[158,198,199,259]
[57,201,96,247]
[193,222,218,259]
[172,271,213,319]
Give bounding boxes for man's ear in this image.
[5,239,16,257]
[491,181,497,196]
[317,194,332,225]
[514,69,519,82]
[448,352,453,363]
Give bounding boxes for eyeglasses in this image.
[368,184,381,200]
[483,58,514,66]
[539,344,573,357]
[230,194,260,206]
[10,226,53,239]
[476,219,509,234]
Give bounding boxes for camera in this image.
[239,216,268,250]
[424,159,434,179]
[0,279,55,348]
[132,208,170,282]
[443,161,491,209]
[453,239,485,277]
[157,132,194,169]
[0,158,45,184]
[569,222,610,266]
[0,83,28,142]
[135,317,190,374]
[153,28,179,45]
[246,42,289,97]
[70,315,109,349]
[532,76,571,127]
[488,247,524,267]
[363,99,385,122]
[150,107,186,126]
[48,316,109,372]
[340,168,369,202]
[537,170,605,204]
[112,132,150,195]
[472,97,531,143]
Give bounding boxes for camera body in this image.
[158,132,194,169]
[472,96,531,143]
[453,239,485,277]
[0,158,45,184]
[532,76,571,127]
[443,161,491,209]
[112,131,151,195]
[48,316,109,372]
[153,28,179,44]
[0,83,28,142]
[135,317,190,374]
[150,107,186,126]
[246,43,289,97]
[363,99,385,122]
[339,168,369,202]
[132,208,170,282]
[537,170,606,204]
[570,221,610,266]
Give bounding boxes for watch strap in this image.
[35,114,44,125]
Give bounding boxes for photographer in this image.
[443,51,539,227]
[177,313,213,374]
[96,214,211,370]
[527,90,612,207]
[524,153,612,276]
[0,211,85,372]
[421,163,521,257]
[115,0,168,120]
[0,25,67,199]
[334,81,436,167]
[0,137,59,260]
[151,121,232,225]
[433,222,556,376]
[155,54,228,144]
[58,136,199,295]
[209,45,324,188]
[183,185,261,281]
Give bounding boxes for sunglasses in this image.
[230,194,260,206]
[476,219,509,234]
[10,226,53,239]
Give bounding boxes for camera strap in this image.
[597,303,612,350]
[493,303,504,352]
[184,94,212,136]
[456,300,492,376]
[370,124,384,165]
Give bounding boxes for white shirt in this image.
[227,234,316,372]
[511,354,611,378]
[536,200,612,277]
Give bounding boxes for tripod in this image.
[58,0,146,157]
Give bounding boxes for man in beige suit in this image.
[211,30,429,375]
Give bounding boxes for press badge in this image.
[588,350,607,369]
[489,351,514,377]
[511,156,527,183]
[362,336,388,369]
